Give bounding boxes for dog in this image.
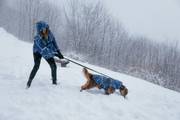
[80,68,128,98]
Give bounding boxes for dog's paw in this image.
[105,92,110,95]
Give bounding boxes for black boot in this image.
[26,79,32,88]
[46,58,57,85]
[52,80,57,85]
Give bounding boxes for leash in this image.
[63,57,128,99]
[64,57,113,79]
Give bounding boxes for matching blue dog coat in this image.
[92,74,122,90]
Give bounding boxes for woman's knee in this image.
[51,63,57,70]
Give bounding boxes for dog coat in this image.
[92,74,122,90]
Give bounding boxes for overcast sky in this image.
[103,0,180,42]
[7,0,180,42]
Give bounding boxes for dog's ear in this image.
[120,86,128,98]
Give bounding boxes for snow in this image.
[0,27,180,120]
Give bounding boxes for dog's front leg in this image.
[105,90,110,95]
[104,87,115,95]
[96,85,102,89]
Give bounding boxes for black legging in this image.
[27,52,57,87]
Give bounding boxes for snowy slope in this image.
[0,27,180,120]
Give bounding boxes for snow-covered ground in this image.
[0,27,180,120]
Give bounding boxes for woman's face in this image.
[41,28,48,39]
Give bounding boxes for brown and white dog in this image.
[80,68,128,97]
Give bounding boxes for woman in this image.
[27,21,67,88]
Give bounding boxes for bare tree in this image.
[1,0,180,92]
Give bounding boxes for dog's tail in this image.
[83,67,88,75]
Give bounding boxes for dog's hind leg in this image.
[80,79,91,91]
[80,84,88,92]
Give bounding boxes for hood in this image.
[36,21,49,34]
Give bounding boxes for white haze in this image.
[5,0,180,42]
[103,0,180,42]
